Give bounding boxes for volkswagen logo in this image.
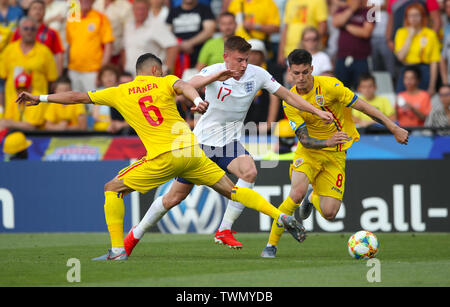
[156,180,227,234]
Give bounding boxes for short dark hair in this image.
[29,0,45,9]
[136,53,162,73]
[224,36,251,53]
[98,64,121,84]
[219,11,235,20]
[357,73,376,87]
[287,49,312,67]
[403,65,421,81]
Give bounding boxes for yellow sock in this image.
[104,191,125,247]
[268,196,299,246]
[231,187,281,220]
[310,191,324,218]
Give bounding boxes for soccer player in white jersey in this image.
[123,36,334,255]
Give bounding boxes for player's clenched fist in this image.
[16,92,40,106]
[317,110,334,124]
[393,126,409,145]
[191,100,209,114]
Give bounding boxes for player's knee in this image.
[321,208,338,221]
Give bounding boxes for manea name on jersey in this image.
[88,75,197,160]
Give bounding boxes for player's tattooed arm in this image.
[297,126,350,149]
[296,126,328,149]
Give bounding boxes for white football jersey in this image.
[193,63,281,146]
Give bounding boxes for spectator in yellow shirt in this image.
[0,0,25,118]
[227,0,280,43]
[66,0,114,92]
[0,17,57,131]
[92,64,121,131]
[352,73,395,128]
[44,76,87,131]
[394,3,440,95]
[278,0,328,66]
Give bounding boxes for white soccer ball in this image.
[347,230,379,259]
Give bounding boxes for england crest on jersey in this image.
[244,81,255,93]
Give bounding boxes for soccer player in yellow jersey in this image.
[17,53,308,261]
[260,49,409,258]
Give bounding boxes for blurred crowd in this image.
[0,0,449,137]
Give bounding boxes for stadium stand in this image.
[0,0,448,156]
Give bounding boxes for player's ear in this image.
[151,65,161,77]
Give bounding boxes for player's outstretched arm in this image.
[173,79,209,114]
[352,98,409,145]
[188,69,240,90]
[274,86,334,124]
[16,91,92,106]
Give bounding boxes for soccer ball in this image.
[348,230,379,259]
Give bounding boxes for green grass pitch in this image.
[0,232,449,287]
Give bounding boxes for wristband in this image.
[39,95,49,102]
[193,97,203,107]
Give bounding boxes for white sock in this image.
[133,196,167,239]
[218,178,254,231]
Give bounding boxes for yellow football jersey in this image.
[283,76,360,152]
[44,103,86,126]
[88,75,197,160]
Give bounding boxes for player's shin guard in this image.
[231,187,280,220]
[104,191,125,248]
[268,196,300,246]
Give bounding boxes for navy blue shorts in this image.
[176,141,250,185]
